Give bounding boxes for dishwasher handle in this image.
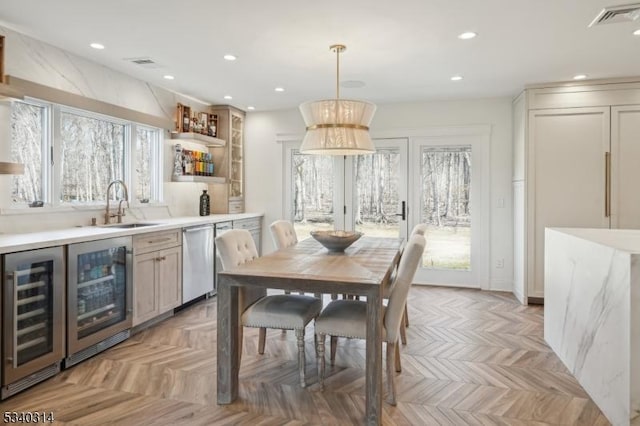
[183,225,214,233]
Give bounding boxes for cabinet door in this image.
[133,252,158,326]
[528,107,610,298]
[611,105,640,229]
[157,246,182,313]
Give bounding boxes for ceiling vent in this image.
[589,3,640,26]
[124,57,161,69]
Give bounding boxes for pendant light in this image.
[299,44,376,155]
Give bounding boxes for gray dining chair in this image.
[216,228,322,387]
[314,234,425,405]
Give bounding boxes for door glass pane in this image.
[354,149,401,237]
[76,246,127,339]
[420,146,471,270]
[15,259,54,366]
[291,150,334,240]
[60,111,125,203]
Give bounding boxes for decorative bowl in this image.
[310,230,363,252]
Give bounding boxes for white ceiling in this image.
[1,0,639,112]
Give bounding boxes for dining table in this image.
[216,235,403,426]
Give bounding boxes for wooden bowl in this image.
[310,230,363,252]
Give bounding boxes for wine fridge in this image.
[65,237,132,367]
[1,246,65,399]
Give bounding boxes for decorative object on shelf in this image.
[175,103,218,137]
[173,144,183,177]
[177,103,191,133]
[310,230,363,252]
[208,114,218,137]
[199,190,210,216]
[299,44,376,155]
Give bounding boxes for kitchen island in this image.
[545,228,640,426]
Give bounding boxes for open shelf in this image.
[172,175,226,184]
[170,132,226,148]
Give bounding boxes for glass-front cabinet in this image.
[66,237,132,365]
[209,105,245,213]
[2,246,65,398]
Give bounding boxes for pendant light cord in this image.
[336,46,340,100]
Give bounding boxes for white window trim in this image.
[6,97,164,211]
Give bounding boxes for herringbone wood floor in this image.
[0,287,611,425]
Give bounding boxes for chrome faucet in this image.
[104,180,130,224]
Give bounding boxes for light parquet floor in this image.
[0,287,611,425]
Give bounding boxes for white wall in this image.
[0,26,211,233]
[245,98,514,292]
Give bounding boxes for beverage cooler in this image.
[1,246,65,399]
[66,237,132,367]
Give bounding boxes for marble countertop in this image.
[548,227,640,254]
[0,213,263,254]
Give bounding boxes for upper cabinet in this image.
[209,105,245,214]
[513,79,640,303]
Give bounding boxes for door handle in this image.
[395,201,406,221]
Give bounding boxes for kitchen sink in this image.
[100,222,161,228]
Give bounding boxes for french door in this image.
[284,131,487,288]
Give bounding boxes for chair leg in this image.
[386,341,397,406]
[317,333,326,391]
[404,302,409,327]
[395,341,402,373]
[258,327,266,354]
[330,336,338,366]
[295,328,306,388]
[400,320,407,345]
[238,326,244,366]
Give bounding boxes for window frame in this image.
[9,97,163,209]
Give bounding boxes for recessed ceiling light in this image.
[223,54,237,61]
[275,87,285,92]
[247,106,255,110]
[163,75,175,80]
[90,43,105,50]
[573,74,587,80]
[451,75,463,81]
[224,95,233,100]
[458,32,477,40]
[634,29,640,36]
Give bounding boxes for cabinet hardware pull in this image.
[605,152,611,218]
[147,237,172,244]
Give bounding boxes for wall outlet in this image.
[496,258,504,268]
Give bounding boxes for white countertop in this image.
[0,213,263,254]
[548,227,640,254]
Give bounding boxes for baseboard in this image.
[489,279,512,292]
[528,296,544,305]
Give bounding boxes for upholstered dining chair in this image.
[270,220,298,296]
[391,223,428,343]
[216,229,322,387]
[314,234,426,405]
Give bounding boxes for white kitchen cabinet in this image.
[513,79,640,302]
[132,230,182,326]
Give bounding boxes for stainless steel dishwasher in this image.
[182,224,214,303]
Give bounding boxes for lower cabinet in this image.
[132,231,182,326]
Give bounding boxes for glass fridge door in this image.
[3,246,64,385]
[67,237,132,355]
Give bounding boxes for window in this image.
[59,110,125,203]
[9,99,163,207]
[10,101,47,204]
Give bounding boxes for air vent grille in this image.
[124,57,161,69]
[589,3,640,26]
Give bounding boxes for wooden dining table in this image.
[216,236,403,425]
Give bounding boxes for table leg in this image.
[217,276,239,404]
[365,288,383,425]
